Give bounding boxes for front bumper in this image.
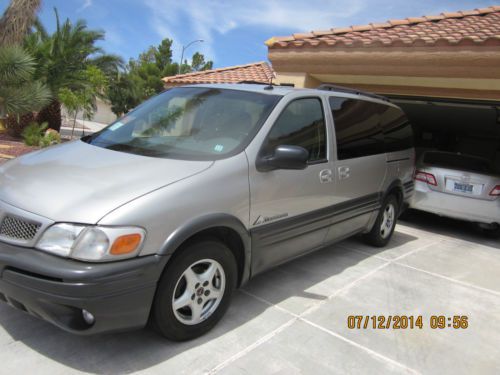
[0,241,169,335]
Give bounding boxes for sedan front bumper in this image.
[0,241,169,335]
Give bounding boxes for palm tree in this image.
[0,0,41,46]
[0,45,50,129]
[25,9,123,131]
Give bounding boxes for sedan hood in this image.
[0,140,212,223]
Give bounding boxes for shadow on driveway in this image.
[400,209,499,248]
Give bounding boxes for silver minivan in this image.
[0,84,415,340]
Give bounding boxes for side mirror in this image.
[257,145,309,171]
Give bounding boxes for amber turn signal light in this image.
[110,233,142,255]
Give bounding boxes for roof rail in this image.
[238,81,295,88]
[317,83,389,102]
[238,80,267,85]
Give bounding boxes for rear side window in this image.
[379,106,413,152]
[329,97,384,160]
[263,97,327,162]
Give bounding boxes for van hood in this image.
[0,140,213,223]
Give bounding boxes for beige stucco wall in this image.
[270,44,500,100]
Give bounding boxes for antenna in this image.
[264,74,274,90]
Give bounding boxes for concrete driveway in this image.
[0,211,498,375]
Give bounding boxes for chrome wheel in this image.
[380,203,395,239]
[172,259,226,325]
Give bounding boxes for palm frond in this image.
[0,80,51,115]
[0,45,36,84]
[0,0,42,46]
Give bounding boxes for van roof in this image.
[186,83,396,107]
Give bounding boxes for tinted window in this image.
[424,151,497,174]
[263,98,326,162]
[329,97,384,160]
[379,106,413,152]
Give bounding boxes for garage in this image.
[392,96,499,170]
[267,6,500,229]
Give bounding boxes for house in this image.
[162,61,275,88]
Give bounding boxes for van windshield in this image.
[84,87,281,160]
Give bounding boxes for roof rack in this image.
[317,83,389,102]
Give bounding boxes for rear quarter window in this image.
[379,106,414,152]
[329,97,385,160]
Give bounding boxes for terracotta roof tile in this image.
[266,6,500,49]
[162,62,275,86]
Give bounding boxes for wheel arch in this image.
[158,214,251,287]
[383,179,404,214]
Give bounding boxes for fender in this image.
[158,213,252,285]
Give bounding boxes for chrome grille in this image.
[0,216,41,241]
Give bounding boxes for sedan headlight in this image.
[36,224,146,262]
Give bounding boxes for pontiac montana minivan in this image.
[0,84,414,340]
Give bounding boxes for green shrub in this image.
[39,128,61,147]
[21,122,61,147]
[22,121,47,146]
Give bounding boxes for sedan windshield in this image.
[85,87,281,160]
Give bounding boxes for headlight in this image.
[36,224,146,262]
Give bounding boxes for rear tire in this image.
[364,195,399,247]
[151,238,237,341]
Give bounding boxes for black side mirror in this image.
[257,145,309,171]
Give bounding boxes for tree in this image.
[0,45,50,135]
[107,38,213,116]
[191,52,213,72]
[0,0,41,46]
[59,65,108,138]
[24,8,123,131]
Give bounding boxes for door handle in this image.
[338,166,350,180]
[319,169,333,183]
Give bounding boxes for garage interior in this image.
[391,97,500,171]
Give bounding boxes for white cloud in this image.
[77,0,92,12]
[144,0,364,63]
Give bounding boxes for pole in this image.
[177,39,204,75]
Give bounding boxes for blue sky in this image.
[0,0,495,68]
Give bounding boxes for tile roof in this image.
[162,62,275,85]
[266,6,500,49]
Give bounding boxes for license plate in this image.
[453,182,473,193]
[445,179,482,195]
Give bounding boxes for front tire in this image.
[364,195,399,247]
[151,238,237,341]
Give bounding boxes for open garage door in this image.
[390,97,500,172]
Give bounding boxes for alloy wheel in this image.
[171,259,226,325]
[380,203,395,239]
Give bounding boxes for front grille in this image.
[0,216,41,241]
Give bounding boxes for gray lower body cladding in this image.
[0,242,169,334]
